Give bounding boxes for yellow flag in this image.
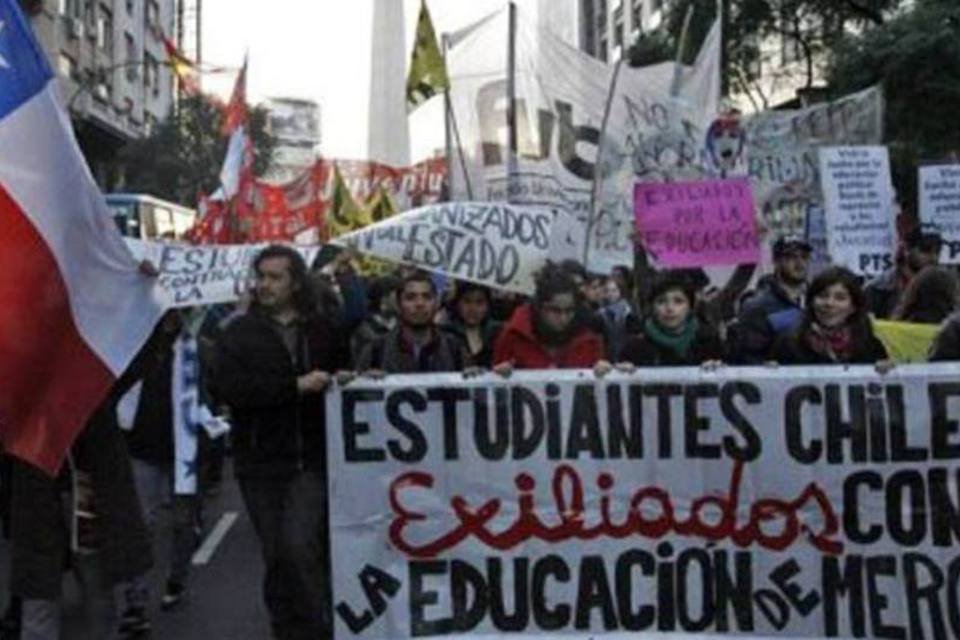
[367,186,400,223]
[352,187,402,275]
[326,167,372,239]
[871,319,941,364]
[406,0,449,112]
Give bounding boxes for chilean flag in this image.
[0,0,163,474]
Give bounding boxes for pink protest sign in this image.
[634,178,761,267]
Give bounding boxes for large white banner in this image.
[918,164,960,264]
[591,85,885,275]
[332,201,554,294]
[327,365,960,639]
[126,239,320,308]
[819,146,896,276]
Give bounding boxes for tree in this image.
[827,0,960,208]
[118,95,275,205]
[629,0,901,108]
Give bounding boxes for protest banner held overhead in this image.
[634,178,760,268]
[327,365,960,640]
[918,164,960,263]
[593,85,884,274]
[126,239,320,308]
[819,146,897,276]
[332,201,555,294]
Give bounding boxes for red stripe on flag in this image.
[0,183,114,475]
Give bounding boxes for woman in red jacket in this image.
[493,263,607,373]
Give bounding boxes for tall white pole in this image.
[368,0,411,166]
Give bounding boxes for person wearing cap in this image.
[865,226,944,319]
[727,235,812,364]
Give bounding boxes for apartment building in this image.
[20,0,180,186]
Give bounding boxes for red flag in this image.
[221,57,248,136]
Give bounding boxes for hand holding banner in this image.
[634,178,760,267]
[126,240,320,308]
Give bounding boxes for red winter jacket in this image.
[492,304,604,370]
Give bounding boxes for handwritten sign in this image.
[333,202,555,294]
[918,164,960,264]
[634,178,760,267]
[819,146,896,276]
[126,240,320,308]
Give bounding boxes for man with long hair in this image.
[216,245,343,640]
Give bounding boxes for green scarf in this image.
[644,316,699,358]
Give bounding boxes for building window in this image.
[598,37,608,62]
[145,113,158,136]
[631,0,643,32]
[59,0,81,17]
[97,4,113,52]
[144,52,160,97]
[145,0,159,35]
[57,52,78,80]
[613,4,624,49]
[125,33,137,81]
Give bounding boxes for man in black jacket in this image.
[729,235,811,364]
[217,245,343,640]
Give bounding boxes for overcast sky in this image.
[202,0,513,160]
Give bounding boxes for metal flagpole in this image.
[506,1,518,204]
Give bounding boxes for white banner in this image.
[331,201,554,294]
[819,146,896,276]
[126,239,320,308]
[327,365,960,639]
[447,8,619,239]
[918,164,960,264]
[592,85,884,275]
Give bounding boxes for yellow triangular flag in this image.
[326,167,372,239]
[406,0,449,113]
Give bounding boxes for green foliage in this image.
[628,0,900,99]
[827,0,960,206]
[118,95,275,205]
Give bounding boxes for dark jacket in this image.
[350,314,395,366]
[771,328,888,365]
[597,300,640,361]
[438,318,503,369]
[620,322,724,367]
[864,267,903,320]
[217,308,343,479]
[124,329,178,464]
[10,406,153,599]
[493,304,604,370]
[930,313,960,362]
[728,280,804,364]
[356,325,468,373]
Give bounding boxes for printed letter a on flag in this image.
[406,0,448,113]
[0,0,163,474]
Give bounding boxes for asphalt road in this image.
[1,466,275,639]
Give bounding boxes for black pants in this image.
[238,472,331,640]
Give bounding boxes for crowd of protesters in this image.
[2,217,960,640]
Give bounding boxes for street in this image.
[1,467,274,639]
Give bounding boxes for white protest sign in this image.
[819,146,896,276]
[918,164,960,263]
[332,202,555,294]
[327,364,960,639]
[126,239,320,308]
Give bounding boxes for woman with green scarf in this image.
[618,271,724,368]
